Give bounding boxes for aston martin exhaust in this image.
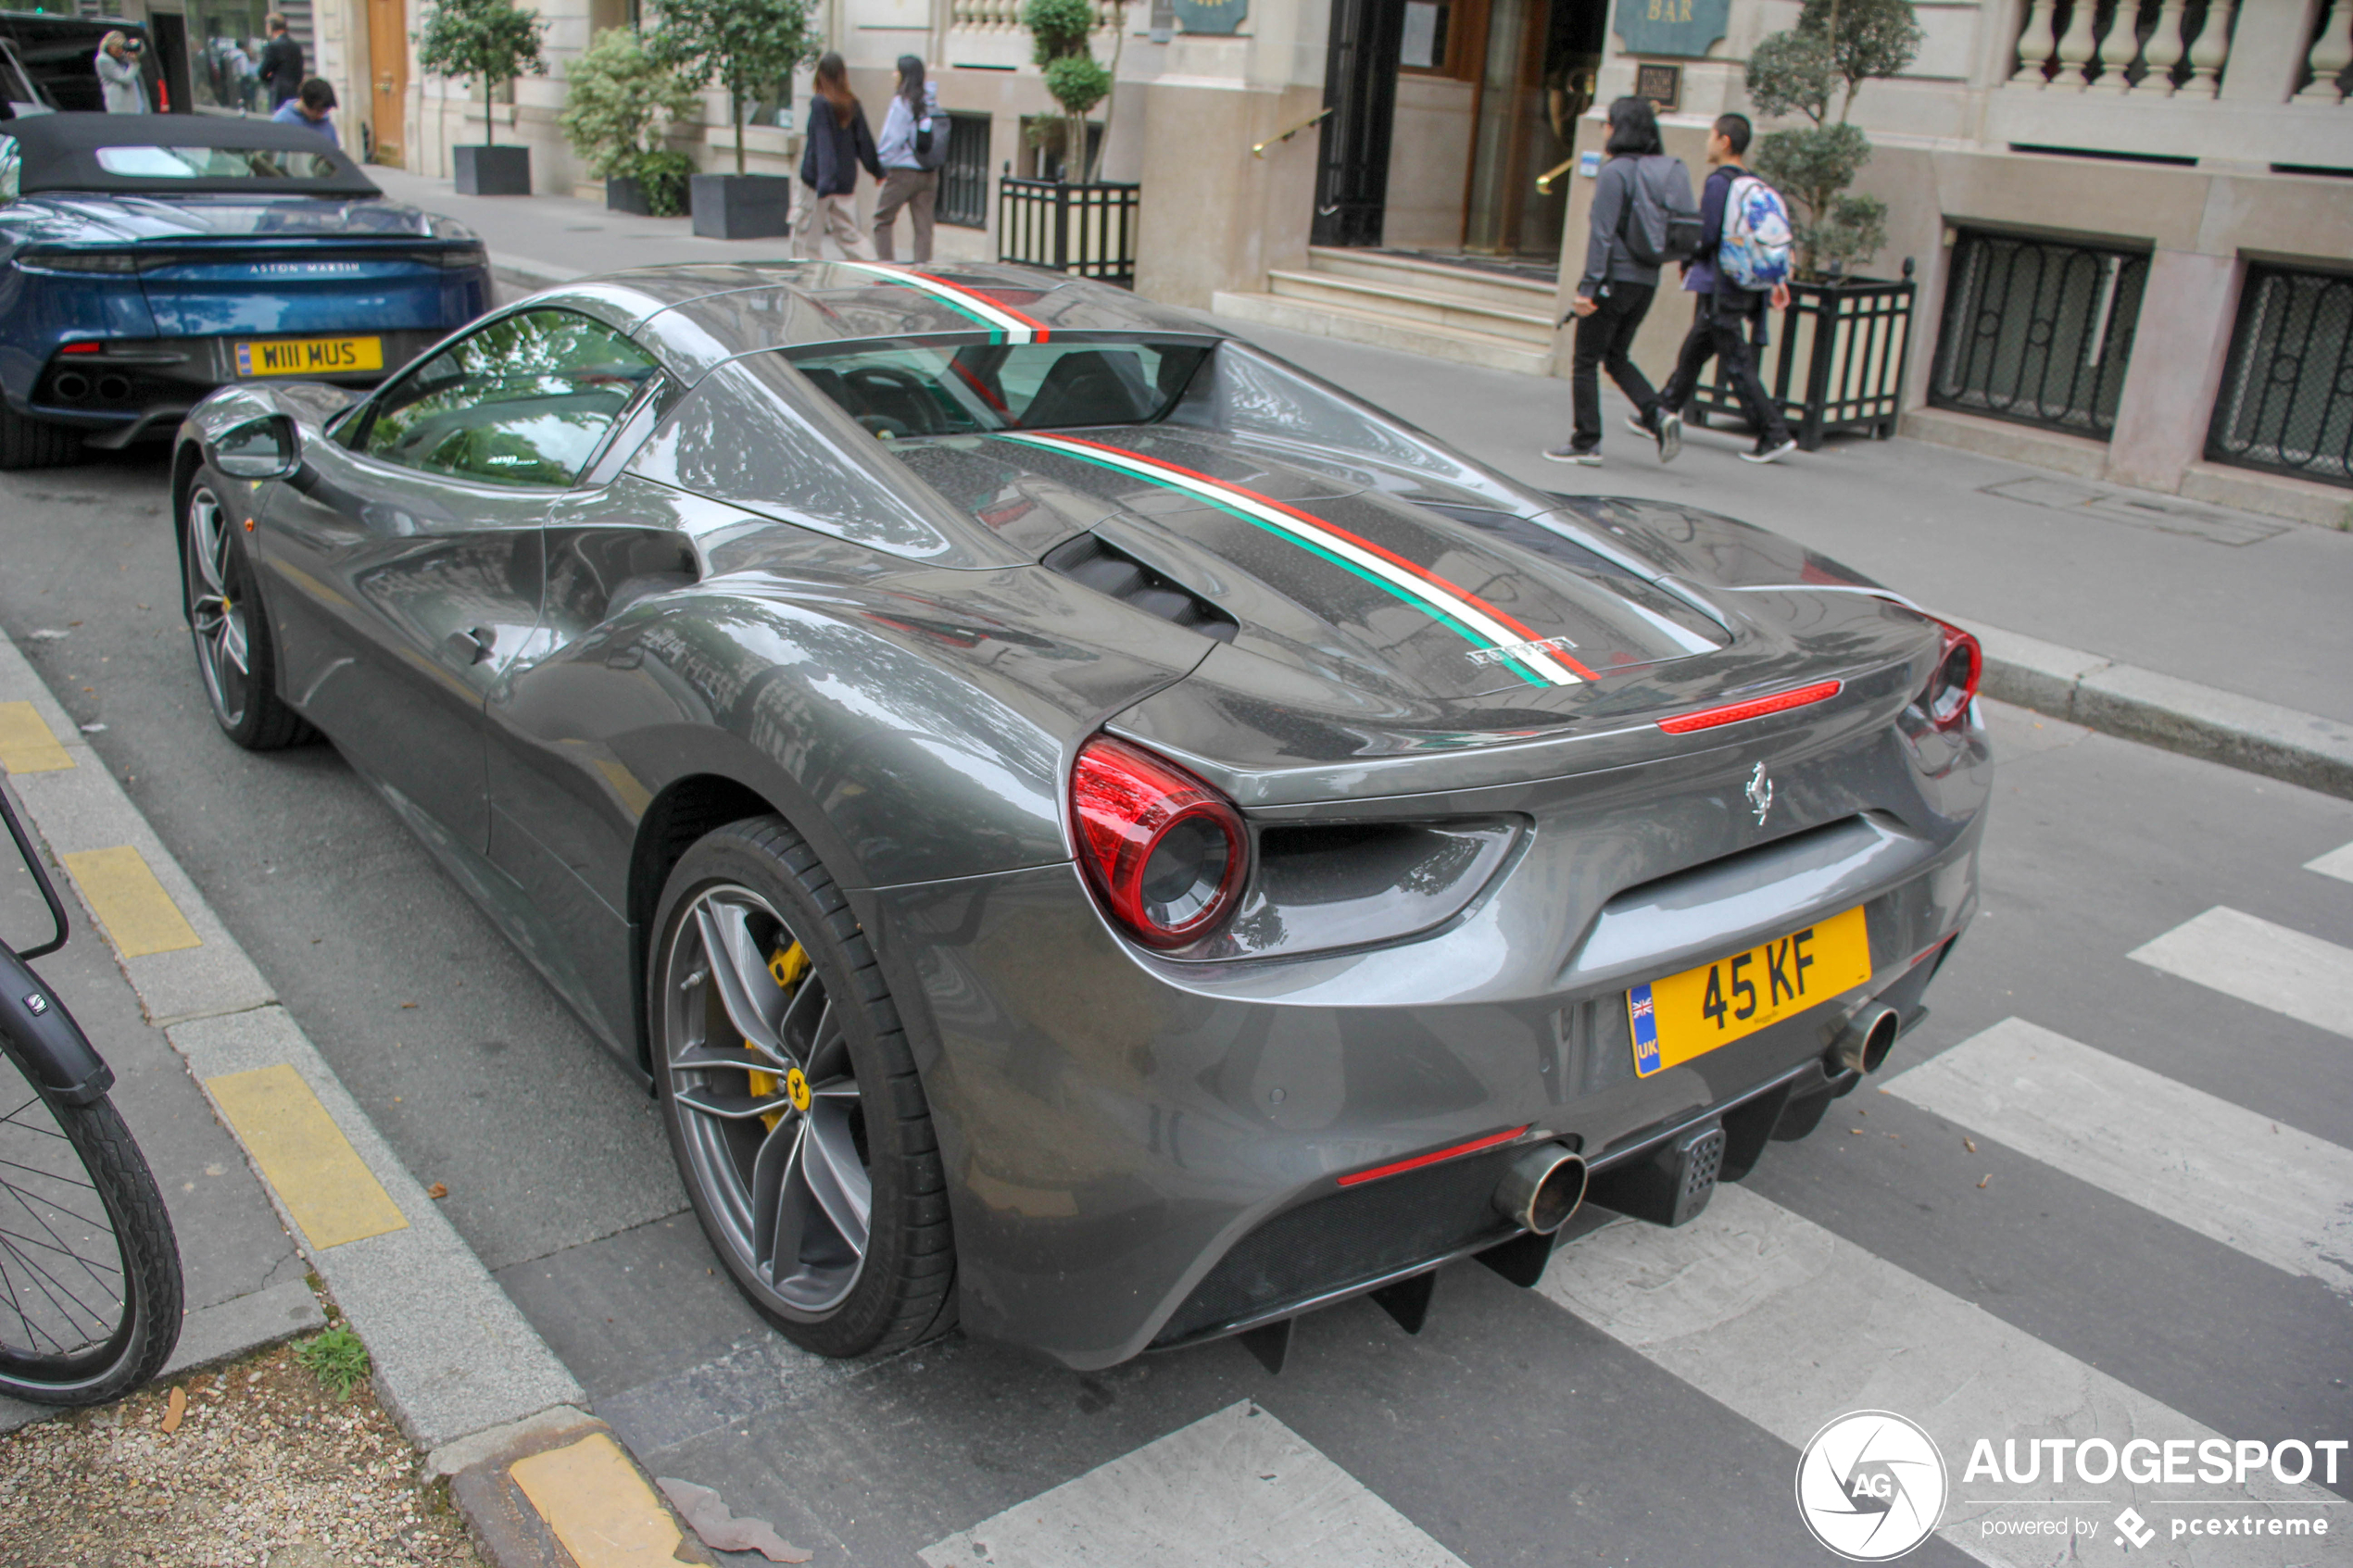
[1831,1005,1901,1075]
[1492,1143,1587,1235]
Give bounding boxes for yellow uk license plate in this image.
[233,335,384,377]
[1628,906,1873,1077]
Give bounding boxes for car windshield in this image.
[93,144,342,181]
[788,341,1212,439]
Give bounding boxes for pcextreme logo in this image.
[1795,1411,1949,1561]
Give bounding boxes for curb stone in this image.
[1957,619,2353,800]
[0,625,631,1566]
[443,1410,716,1568]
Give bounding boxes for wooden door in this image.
[367,0,407,166]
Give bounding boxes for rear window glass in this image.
[788,341,1211,438]
[93,144,342,181]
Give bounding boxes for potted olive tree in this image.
[1685,0,1923,447]
[560,28,700,217]
[417,0,546,195]
[1000,0,1139,285]
[648,0,814,239]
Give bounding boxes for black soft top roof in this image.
[2,111,380,196]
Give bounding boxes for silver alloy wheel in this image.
[661,884,871,1315]
[183,484,252,727]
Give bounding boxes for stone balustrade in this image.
[950,0,1126,34]
[2010,0,2351,102]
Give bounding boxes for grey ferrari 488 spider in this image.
[172,262,1987,1370]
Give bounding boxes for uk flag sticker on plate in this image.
[1628,982,1661,1076]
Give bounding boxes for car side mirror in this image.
[208,414,299,480]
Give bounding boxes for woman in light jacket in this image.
[94,31,148,114]
[794,53,883,262]
[873,55,941,263]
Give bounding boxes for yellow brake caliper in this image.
[748,943,810,1132]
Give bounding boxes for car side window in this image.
[358,309,660,488]
[0,136,18,203]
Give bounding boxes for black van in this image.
[0,11,167,116]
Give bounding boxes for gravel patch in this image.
[0,1334,484,1568]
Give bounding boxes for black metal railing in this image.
[997,177,1139,288]
[1683,270,1918,450]
[1930,228,2149,439]
[2208,263,2353,490]
[937,113,991,230]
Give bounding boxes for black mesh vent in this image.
[1043,533,1238,642]
[1151,1146,1521,1346]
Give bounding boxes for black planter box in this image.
[453,144,531,197]
[1683,267,1919,450]
[690,173,791,240]
[606,176,650,215]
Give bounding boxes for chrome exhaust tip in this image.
[1492,1143,1587,1235]
[51,371,89,403]
[1830,1005,1902,1075]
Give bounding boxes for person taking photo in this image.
[1655,112,1800,465]
[94,31,146,115]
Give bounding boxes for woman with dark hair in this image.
[1546,94,1690,467]
[795,52,885,261]
[873,55,943,261]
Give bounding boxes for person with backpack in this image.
[1546,96,1698,468]
[1654,112,1800,465]
[795,53,885,262]
[874,55,945,262]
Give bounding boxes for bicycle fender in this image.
[0,946,114,1108]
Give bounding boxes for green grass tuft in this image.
[295,1324,371,1401]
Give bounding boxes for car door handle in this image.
[446,627,495,664]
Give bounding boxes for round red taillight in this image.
[1069,735,1247,949]
[1921,616,1982,730]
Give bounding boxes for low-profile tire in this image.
[650,816,955,1359]
[182,472,312,750]
[0,401,82,470]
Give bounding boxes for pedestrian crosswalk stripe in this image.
[2308,841,2353,885]
[2128,906,2353,1041]
[1882,1017,2353,1296]
[918,1400,1469,1568]
[1540,1185,2337,1566]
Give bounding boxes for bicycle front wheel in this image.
[0,1039,182,1404]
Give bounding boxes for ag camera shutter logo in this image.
[1795,1411,1949,1560]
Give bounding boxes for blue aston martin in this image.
[0,112,490,467]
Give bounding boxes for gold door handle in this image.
[1535,156,1577,195]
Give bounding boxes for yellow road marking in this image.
[509,1432,688,1568]
[206,1064,408,1248]
[61,845,201,957]
[0,700,73,773]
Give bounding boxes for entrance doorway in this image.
[366,0,406,166]
[1312,0,1602,264]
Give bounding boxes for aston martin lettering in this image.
[1467,634,1580,669]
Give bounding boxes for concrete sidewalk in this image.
[368,169,2353,794]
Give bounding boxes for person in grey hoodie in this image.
[1546,95,1682,468]
[873,56,941,262]
[94,31,147,114]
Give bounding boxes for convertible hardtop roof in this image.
[2,111,381,197]
[548,261,1219,373]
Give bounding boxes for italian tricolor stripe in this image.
[1000,432,1592,686]
[827,262,1051,343]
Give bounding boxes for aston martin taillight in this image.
[1070,735,1247,949]
[1919,617,1982,731]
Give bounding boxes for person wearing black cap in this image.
[873,55,942,262]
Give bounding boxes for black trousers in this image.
[1568,282,1660,452]
[1660,293,1792,446]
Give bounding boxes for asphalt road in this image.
[2,446,2348,1565]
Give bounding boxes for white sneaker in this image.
[1657,410,1683,465]
[1741,436,1800,465]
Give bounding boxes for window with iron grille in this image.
[2208,263,2353,490]
[1930,228,2149,439]
[937,112,990,230]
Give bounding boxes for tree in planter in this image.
[647,0,816,177]
[1745,0,1921,281]
[1024,0,1111,182]
[560,28,700,215]
[415,0,546,146]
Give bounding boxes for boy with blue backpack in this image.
[1655,112,1801,465]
